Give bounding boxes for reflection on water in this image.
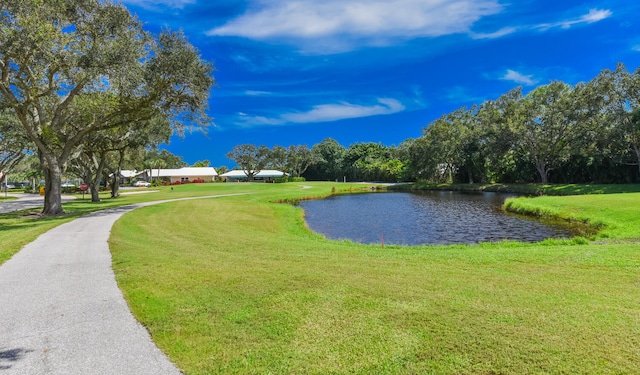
[300,191,570,245]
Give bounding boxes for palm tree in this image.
[145,158,167,182]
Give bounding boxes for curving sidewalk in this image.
[0,194,76,214]
[0,194,247,374]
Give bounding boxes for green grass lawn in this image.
[0,184,272,264]
[104,183,640,374]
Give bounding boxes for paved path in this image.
[0,194,247,374]
[0,194,76,214]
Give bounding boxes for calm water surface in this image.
[300,191,571,245]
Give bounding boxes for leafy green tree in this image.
[514,82,592,183]
[192,160,211,167]
[143,149,187,170]
[226,144,271,181]
[306,138,346,181]
[0,110,30,178]
[598,63,640,176]
[287,145,320,178]
[416,107,480,183]
[145,158,167,182]
[0,0,214,215]
[476,88,531,183]
[268,145,288,173]
[70,116,171,201]
[215,165,229,176]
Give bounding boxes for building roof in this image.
[150,167,218,178]
[220,170,286,178]
[109,170,146,178]
[121,170,143,178]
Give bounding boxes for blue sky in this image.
[121,0,640,168]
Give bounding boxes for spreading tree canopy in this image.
[0,0,214,215]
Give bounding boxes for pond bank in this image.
[388,182,634,238]
[389,182,640,196]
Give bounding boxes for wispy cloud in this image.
[207,0,503,53]
[535,9,612,31]
[472,8,612,41]
[245,90,272,96]
[236,98,405,127]
[501,70,538,86]
[470,27,518,40]
[122,0,195,10]
[207,2,612,53]
[633,45,640,52]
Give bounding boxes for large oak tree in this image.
[0,0,214,215]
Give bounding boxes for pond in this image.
[299,191,572,245]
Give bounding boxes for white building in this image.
[149,167,218,183]
[220,170,286,183]
[110,170,148,184]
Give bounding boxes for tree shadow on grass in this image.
[0,348,34,370]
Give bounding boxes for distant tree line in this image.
[228,63,640,184]
[409,63,640,184]
[226,140,411,182]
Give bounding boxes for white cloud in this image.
[501,70,538,86]
[536,9,612,31]
[236,98,405,127]
[633,45,640,52]
[207,0,503,53]
[122,0,195,10]
[470,27,518,40]
[245,90,273,96]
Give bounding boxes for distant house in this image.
[220,170,286,183]
[110,170,148,184]
[149,167,218,183]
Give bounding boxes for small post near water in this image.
[380,233,385,249]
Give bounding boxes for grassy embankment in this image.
[105,182,639,374]
[392,181,640,196]
[0,183,338,264]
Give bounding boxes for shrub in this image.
[274,177,288,183]
[290,177,306,182]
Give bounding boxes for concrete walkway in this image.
[0,194,76,214]
[0,194,247,374]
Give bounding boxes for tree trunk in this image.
[42,162,64,216]
[111,150,125,198]
[535,161,548,183]
[111,173,120,198]
[88,168,102,202]
[633,144,640,177]
[90,185,100,202]
[89,154,108,202]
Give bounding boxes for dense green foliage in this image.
[409,63,640,184]
[0,0,215,215]
[227,139,409,183]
